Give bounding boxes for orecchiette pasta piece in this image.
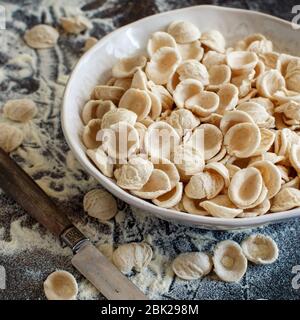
[276,164,290,183]
[131,169,171,199]
[272,88,300,104]
[82,100,116,125]
[220,110,254,135]
[251,128,275,156]
[172,144,205,180]
[83,37,98,52]
[205,162,230,187]
[116,156,153,190]
[247,39,273,55]
[241,234,279,264]
[207,64,231,90]
[112,242,153,274]
[243,33,267,47]
[202,51,226,70]
[271,187,300,212]
[173,79,204,108]
[185,91,219,117]
[250,97,274,115]
[0,123,24,153]
[188,128,209,148]
[118,88,151,121]
[226,163,240,178]
[199,124,223,160]
[182,194,209,216]
[24,24,59,49]
[285,64,300,93]
[285,58,300,74]
[185,170,224,200]
[207,145,227,163]
[134,122,147,152]
[275,128,300,157]
[114,78,132,91]
[152,157,180,189]
[101,108,137,129]
[140,116,154,127]
[91,85,125,104]
[236,101,270,127]
[60,15,92,34]
[213,240,247,283]
[199,113,222,127]
[172,252,212,280]
[147,31,177,57]
[147,91,162,120]
[275,101,300,121]
[216,84,239,115]
[167,21,201,44]
[228,167,263,208]
[224,123,261,158]
[238,89,258,105]
[282,176,300,189]
[82,119,102,149]
[148,81,174,110]
[176,60,209,85]
[177,41,204,61]
[131,69,148,90]
[3,99,37,122]
[146,47,181,85]
[231,72,254,98]
[101,121,140,160]
[289,144,300,174]
[171,200,185,212]
[256,70,285,99]
[226,51,258,75]
[250,152,285,165]
[166,109,200,137]
[144,121,180,159]
[227,156,252,168]
[106,77,116,86]
[44,270,78,300]
[153,182,183,208]
[200,195,243,218]
[252,60,266,81]
[239,198,271,217]
[83,188,118,220]
[259,51,280,70]
[112,55,147,78]
[166,72,180,94]
[86,148,114,177]
[249,160,281,199]
[200,30,226,53]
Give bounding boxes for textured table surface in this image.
[0,0,300,300]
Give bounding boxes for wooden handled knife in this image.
[0,147,147,300]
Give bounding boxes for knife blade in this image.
[0,147,147,300]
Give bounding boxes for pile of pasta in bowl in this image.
[80,20,300,219]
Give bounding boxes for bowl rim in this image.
[62,4,300,228]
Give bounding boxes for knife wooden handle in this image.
[0,147,73,237]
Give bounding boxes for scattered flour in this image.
[0,217,70,256]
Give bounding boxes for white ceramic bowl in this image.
[62,5,300,230]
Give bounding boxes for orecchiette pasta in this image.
[44,270,78,300]
[112,242,153,274]
[80,22,300,219]
[172,252,212,280]
[241,234,279,265]
[3,99,37,122]
[213,240,247,282]
[83,189,118,221]
[0,123,24,153]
